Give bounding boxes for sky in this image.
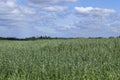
[0,0,120,38]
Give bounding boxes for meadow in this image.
[0,38,120,80]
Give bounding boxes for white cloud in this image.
[75,7,116,17]
[0,0,37,37]
[27,0,78,4]
[72,7,120,36]
[26,0,78,8]
[42,6,68,12]
[0,0,68,38]
[0,0,120,38]
[6,0,17,8]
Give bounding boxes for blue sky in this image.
[0,0,120,38]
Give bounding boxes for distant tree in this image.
[109,36,115,39]
[95,37,104,39]
[88,37,94,39]
[117,36,120,38]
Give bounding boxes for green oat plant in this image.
[0,38,120,80]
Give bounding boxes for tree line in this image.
[0,36,51,40]
[0,36,120,40]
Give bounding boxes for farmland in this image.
[0,38,120,80]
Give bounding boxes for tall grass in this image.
[0,39,120,80]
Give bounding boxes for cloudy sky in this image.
[0,0,120,38]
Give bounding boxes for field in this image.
[0,38,120,80]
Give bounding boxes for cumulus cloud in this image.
[27,0,78,5]
[73,7,120,37]
[75,7,116,17]
[42,6,68,12]
[0,0,120,38]
[0,0,38,37]
[0,0,71,38]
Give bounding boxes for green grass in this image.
[0,39,120,80]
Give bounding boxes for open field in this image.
[0,39,120,80]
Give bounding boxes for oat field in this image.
[0,39,120,80]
